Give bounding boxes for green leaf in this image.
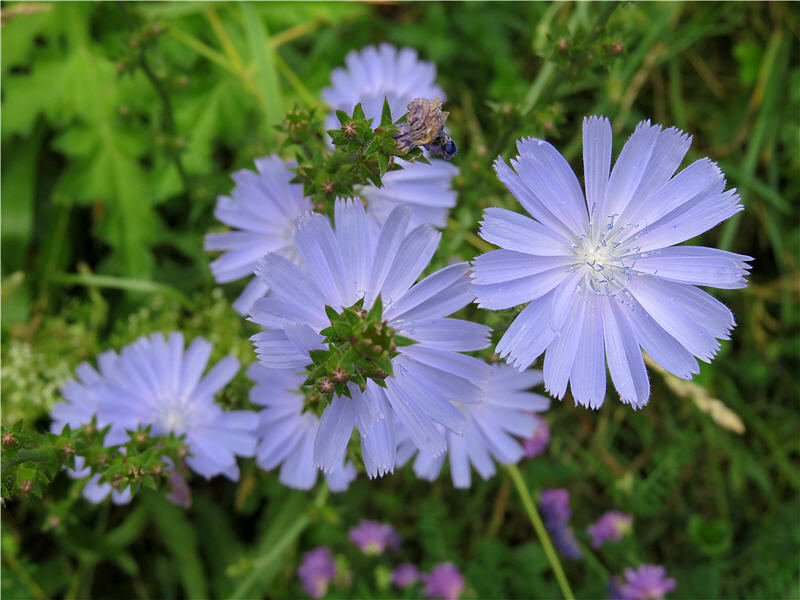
[352,103,366,122]
[381,97,393,127]
[229,486,328,600]
[143,490,208,600]
[240,4,282,145]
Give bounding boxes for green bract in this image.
[302,297,415,403]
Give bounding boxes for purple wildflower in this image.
[392,563,420,588]
[397,364,549,488]
[297,546,337,598]
[473,116,752,408]
[250,199,490,476]
[588,510,633,548]
[522,416,551,458]
[422,562,465,600]
[612,565,676,600]
[348,519,400,555]
[540,488,583,559]
[322,44,458,229]
[205,155,312,314]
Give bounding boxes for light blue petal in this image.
[335,198,372,298]
[251,330,313,370]
[479,207,572,256]
[448,432,471,489]
[385,263,472,322]
[473,266,566,310]
[385,378,446,456]
[255,253,328,310]
[627,299,699,380]
[569,296,607,409]
[294,212,350,306]
[626,276,726,361]
[603,120,662,220]
[633,189,743,253]
[543,293,587,399]
[601,298,650,408]
[634,246,752,289]
[365,205,411,308]
[582,116,613,224]
[472,250,574,285]
[396,318,490,352]
[179,337,212,397]
[314,396,357,474]
[515,138,589,235]
[379,224,440,305]
[495,292,557,369]
[194,355,239,399]
[494,156,574,242]
[400,346,491,386]
[361,397,396,478]
[249,294,327,330]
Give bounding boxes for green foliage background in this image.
[2,2,798,599]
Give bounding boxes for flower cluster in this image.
[422,562,466,600]
[540,488,583,559]
[348,520,400,555]
[297,547,339,599]
[608,564,676,600]
[588,510,633,548]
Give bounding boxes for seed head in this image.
[331,368,349,384]
[318,378,335,394]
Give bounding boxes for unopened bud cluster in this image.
[303,297,415,409]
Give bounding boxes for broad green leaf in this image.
[142,490,208,600]
[240,4,282,145]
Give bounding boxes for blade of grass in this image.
[54,272,196,311]
[230,484,329,600]
[143,490,208,600]
[240,3,282,144]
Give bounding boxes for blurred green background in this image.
[1,2,798,599]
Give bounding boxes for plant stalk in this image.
[506,464,576,600]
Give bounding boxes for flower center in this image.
[573,215,641,296]
[155,401,193,434]
[303,297,415,407]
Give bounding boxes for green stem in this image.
[229,484,330,600]
[506,464,575,600]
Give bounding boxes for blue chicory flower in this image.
[249,199,491,477]
[540,488,583,560]
[96,332,258,480]
[472,116,752,408]
[397,363,549,488]
[247,363,356,492]
[51,350,132,504]
[422,562,465,600]
[205,155,312,314]
[588,510,633,548]
[322,44,458,229]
